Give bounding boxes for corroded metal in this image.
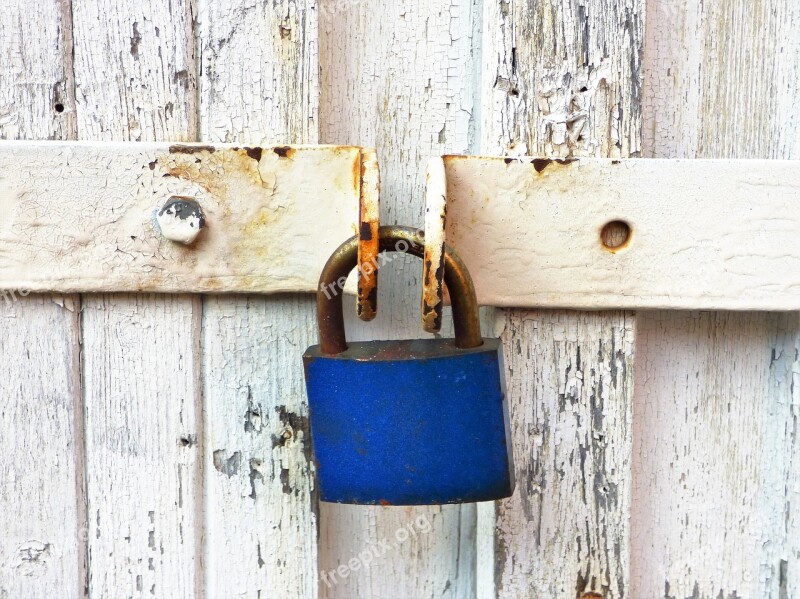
[156,196,206,245]
[422,157,447,333]
[317,225,482,355]
[357,148,380,321]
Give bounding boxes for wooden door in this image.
[0,1,797,598]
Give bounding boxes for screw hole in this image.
[54,103,65,113]
[600,220,631,251]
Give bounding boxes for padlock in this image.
[303,225,514,505]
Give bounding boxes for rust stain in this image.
[273,146,295,159]
[532,157,578,173]
[600,220,633,254]
[357,149,380,321]
[532,158,552,173]
[160,147,266,199]
[378,499,391,506]
[245,147,263,162]
[168,144,216,155]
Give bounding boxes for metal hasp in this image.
[303,226,515,505]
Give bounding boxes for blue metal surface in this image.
[303,338,514,505]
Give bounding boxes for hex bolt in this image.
[157,196,206,245]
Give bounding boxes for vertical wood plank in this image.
[195,1,320,597]
[498,312,635,597]
[479,1,644,597]
[80,295,203,596]
[0,296,83,597]
[201,296,319,598]
[318,1,482,597]
[71,1,203,596]
[72,0,197,141]
[0,2,84,596]
[632,2,800,596]
[197,1,318,144]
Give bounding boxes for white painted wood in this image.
[0,0,74,141]
[81,294,203,597]
[0,141,365,295]
[443,156,800,310]
[0,295,84,598]
[479,1,644,597]
[195,0,321,596]
[631,1,800,597]
[497,311,635,598]
[0,4,85,597]
[71,0,196,142]
[631,312,800,599]
[319,0,482,596]
[201,296,319,599]
[197,0,318,145]
[71,2,203,596]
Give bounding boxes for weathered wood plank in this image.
[479,0,644,597]
[0,2,84,596]
[0,295,84,597]
[71,1,203,596]
[497,311,635,597]
[0,142,363,295]
[0,0,75,141]
[443,156,800,311]
[72,0,196,142]
[81,294,203,597]
[201,296,319,598]
[631,1,800,597]
[195,0,321,596]
[631,312,800,599]
[318,0,482,596]
[197,0,318,144]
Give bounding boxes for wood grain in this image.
[631,1,800,596]
[497,311,635,597]
[197,0,318,144]
[479,1,644,597]
[195,0,321,596]
[318,0,483,597]
[0,295,83,597]
[81,294,203,597]
[0,2,84,596]
[631,312,800,599]
[71,1,204,596]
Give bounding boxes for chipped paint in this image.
[422,157,447,332]
[156,196,206,245]
[356,148,380,321]
[0,142,366,295]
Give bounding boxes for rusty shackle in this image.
[316,225,483,355]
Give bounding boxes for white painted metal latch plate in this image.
[0,142,374,295]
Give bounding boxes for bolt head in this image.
[157,196,206,245]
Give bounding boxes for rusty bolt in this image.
[157,196,206,245]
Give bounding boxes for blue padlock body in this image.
[303,338,514,505]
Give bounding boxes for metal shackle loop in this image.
[317,225,483,355]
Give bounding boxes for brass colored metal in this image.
[317,225,483,355]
